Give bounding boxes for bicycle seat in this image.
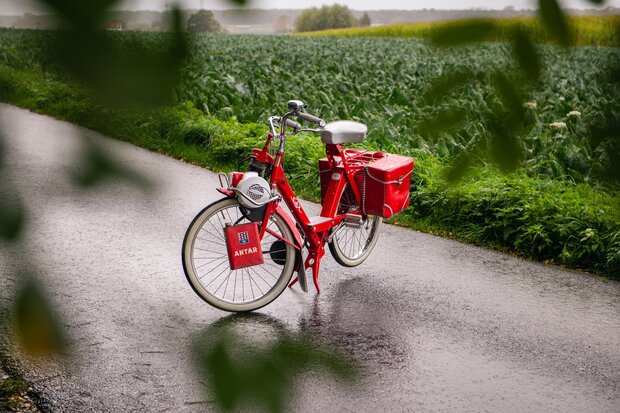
[320,120,367,145]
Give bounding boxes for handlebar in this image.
[297,112,326,128]
[284,118,301,131]
[269,103,326,152]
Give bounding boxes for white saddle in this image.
[320,120,367,145]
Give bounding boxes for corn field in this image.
[179,34,618,185]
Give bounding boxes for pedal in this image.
[343,213,363,228]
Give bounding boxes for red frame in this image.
[231,135,379,292]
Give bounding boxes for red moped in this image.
[182,101,413,312]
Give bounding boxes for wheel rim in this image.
[332,216,380,260]
[331,184,380,261]
[187,202,293,307]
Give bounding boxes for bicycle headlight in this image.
[236,172,271,209]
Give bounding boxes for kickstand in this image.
[297,261,308,292]
[289,249,308,292]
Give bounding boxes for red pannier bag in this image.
[224,222,264,270]
[354,153,413,219]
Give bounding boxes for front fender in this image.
[275,205,303,251]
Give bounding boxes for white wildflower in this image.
[523,101,537,109]
[583,228,595,239]
[549,122,567,128]
[559,96,565,101]
[567,110,581,117]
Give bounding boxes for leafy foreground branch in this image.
[0,63,617,278]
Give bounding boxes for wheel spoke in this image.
[249,273,264,296]
[246,269,255,300]
[208,266,232,289]
[194,247,226,255]
[207,219,226,242]
[195,256,227,270]
[329,184,381,264]
[197,236,225,246]
[201,259,229,281]
[248,266,270,293]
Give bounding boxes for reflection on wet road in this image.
[1,103,619,412]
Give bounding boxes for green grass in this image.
[299,15,620,46]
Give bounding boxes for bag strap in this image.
[364,167,412,186]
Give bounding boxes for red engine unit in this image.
[224,222,264,270]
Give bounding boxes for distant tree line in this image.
[295,5,371,32]
[186,10,222,33]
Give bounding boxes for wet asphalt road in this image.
[0,103,619,412]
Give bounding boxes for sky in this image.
[2,0,619,15]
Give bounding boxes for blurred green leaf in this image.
[512,28,542,83]
[71,138,152,190]
[51,28,188,107]
[444,152,471,183]
[487,117,523,172]
[538,0,573,46]
[588,119,620,182]
[493,72,526,128]
[194,315,357,413]
[0,135,4,169]
[429,20,497,46]
[38,1,189,108]
[422,68,475,104]
[0,194,25,241]
[36,0,121,28]
[490,132,521,172]
[204,338,241,410]
[12,277,68,357]
[419,107,469,138]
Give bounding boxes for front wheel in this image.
[182,198,296,312]
[328,184,382,267]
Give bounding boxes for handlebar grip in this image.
[284,118,301,130]
[297,112,326,128]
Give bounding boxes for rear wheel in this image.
[182,198,296,312]
[328,184,382,267]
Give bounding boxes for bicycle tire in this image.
[328,184,382,267]
[182,198,296,312]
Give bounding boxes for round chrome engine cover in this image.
[236,172,271,208]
